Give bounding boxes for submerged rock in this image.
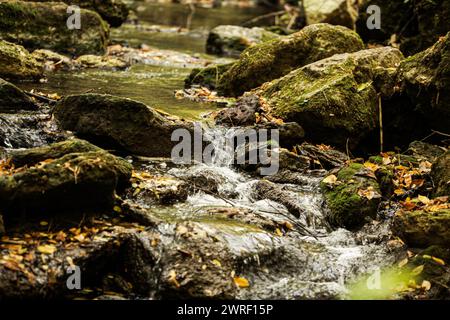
[53,94,193,157]
[0,40,43,80]
[393,209,450,248]
[0,150,132,215]
[217,23,364,97]
[357,0,450,56]
[185,63,234,90]
[75,54,128,70]
[256,47,404,150]
[398,32,450,134]
[206,25,279,58]
[320,163,382,230]
[303,0,359,29]
[0,1,109,56]
[0,79,36,113]
[431,151,450,197]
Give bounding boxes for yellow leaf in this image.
[37,244,57,255]
[431,257,445,266]
[168,270,180,288]
[233,276,250,288]
[394,189,405,196]
[398,258,408,268]
[411,265,424,276]
[211,259,222,268]
[322,175,337,185]
[275,228,283,236]
[418,195,431,205]
[113,206,122,213]
[40,221,49,226]
[364,162,379,172]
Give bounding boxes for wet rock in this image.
[398,33,450,134]
[393,209,450,248]
[31,49,76,71]
[217,23,364,97]
[294,143,348,170]
[256,47,404,150]
[320,163,382,230]
[206,25,279,58]
[405,141,446,163]
[0,151,132,215]
[75,54,128,70]
[0,1,109,56]
[0,40,43,80]
[9,138,102,168]
[214,93,260,126]
[53,94,193,157]
[357,0,450,56]
[431,151,450,197]
[303,0,359,29]
[185,63,234,89]
[0,78,37,113]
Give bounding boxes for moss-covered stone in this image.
[0,1,109,56]
[255,47,404,150]
[53,94,193,157]
[0,78,36,113]
[184,63,234,89]
[393,209,450,248]
[320,163,382,229]
[398,32,450,134]
[206,25,279,58]
[9,138,102,168]
[21,0,128,27]
[217,23,364,97]
[0,40,43,80]
[357,0,450,56]
[75,54,128,70]
[431,151,450,197]
[0,151,132,215]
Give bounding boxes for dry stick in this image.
[241,10,286,27]
[378,94,384,153]
[25,91,57,105]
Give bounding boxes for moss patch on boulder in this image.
[0,78,36,113]
[0,1,109,56]
[320,163,382,229]
[185,63,234,90]
[217,23,364,97]
[0,40,43,80]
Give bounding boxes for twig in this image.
[25,91,57,105]
[241,10,286,27]
[378,94,384,153]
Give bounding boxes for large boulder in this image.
[22,0,129,27]
[0,78,37,113]
[303,0,359,29]
[206,25,279,58]
[254,47,404,150]
[217,23,365,97]
[320,163,382,230]
[53,94,193,157]
[398,32,450,134]
[0,1,109,56]
[356,0,450,56]
[0,149,132,215]
[431,151,450,197]
[393,209,450,248]
[0,40,43,80]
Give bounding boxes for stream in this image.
[5,2,406,299]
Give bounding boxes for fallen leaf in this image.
[233,276,250,288]
[37,244,57,255]
[411,265,424,276]
[322,175,337,185]
[421,280,431,291]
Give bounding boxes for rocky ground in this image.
[0,0,449,300]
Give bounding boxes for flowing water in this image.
[4,2,405,299]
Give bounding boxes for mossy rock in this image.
[393,209,450,248]
[256,47,404,150]
[0,78,37,113]
[217,23,364,97]
[357,0,450,56]
[303,0,359,29]
[320,163,382,229]
[398,32,450,134]
[9,138,102,168]
[0,40,43,80]
[206,25,280,58]
[185,63,234,90]
[431,151,450,197]
[0,151,132,215]
[53,94,193,157]
[21,0,128,27]
[0,1,109,56]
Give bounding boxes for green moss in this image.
[0,40,43,79]
[185,63,234,89]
